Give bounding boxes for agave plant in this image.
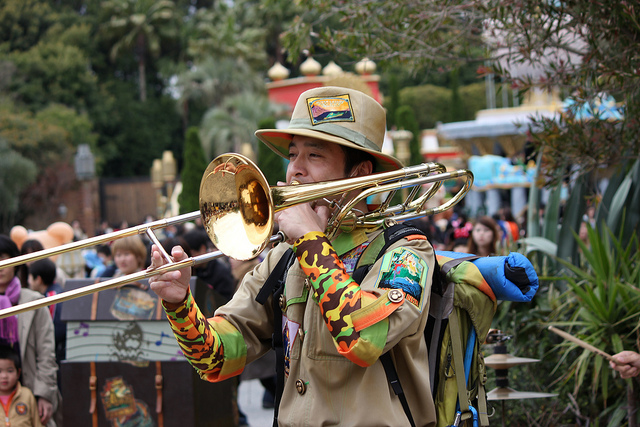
[549,224,640,426]
[521,158,639,277]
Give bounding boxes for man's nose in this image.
[288,157,306,179]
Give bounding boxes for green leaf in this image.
[557,174,587,263]
[543,175,563,242]
[527,152,543,238]
[595,163,627,226]
[607,174,632,234]
[519,236,557,256]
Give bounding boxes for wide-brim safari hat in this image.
[255,86,403,172]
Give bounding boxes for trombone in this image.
[0,153,473,319]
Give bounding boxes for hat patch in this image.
[307,94,355,125]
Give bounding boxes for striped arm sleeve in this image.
[163,289,247,381]
[293,231,403,367]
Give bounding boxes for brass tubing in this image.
[0,211,202,271]
[0,233,284,319]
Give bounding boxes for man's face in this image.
[286,136,347,185]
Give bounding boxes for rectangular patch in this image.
[282,315,300,378]
[375,248,428,310]
[307,94,355,125]
[341,242,370,275]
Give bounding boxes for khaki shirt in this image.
[0,382,44,427]
[217,233,436,427]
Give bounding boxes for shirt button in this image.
[295,379,307,395]
[388,289,404,303]
[279,294,286,310]
[304,278,311,289]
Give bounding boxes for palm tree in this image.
[174,57,263,126]
[185,3,267,69]
[101,0,178,101]
[199,91,288,159]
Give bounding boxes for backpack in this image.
[257,222,538,427]
[351,222,538,427]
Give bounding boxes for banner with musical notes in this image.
[66,320,184,363]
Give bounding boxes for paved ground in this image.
[238,379,274,427]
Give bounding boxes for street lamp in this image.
[150,159,165,219]
[150,151,177,219]
[74,144,96,180]
[74,144,96,237]
[162,151,176,217]
[388,129,413,166]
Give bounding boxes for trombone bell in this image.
[199,154,275,261]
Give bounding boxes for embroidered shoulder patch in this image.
[375,247,428,309]
[15,402,27,415]
[307,94,355,125]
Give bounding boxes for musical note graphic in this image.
[74,322,90,337]
[155,331,170,346]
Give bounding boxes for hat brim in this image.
[255,128,403,173]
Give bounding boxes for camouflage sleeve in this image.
[293,231,405,367]
[163,288,247,382]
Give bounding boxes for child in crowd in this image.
[90,244,117,278]
[0,345,43,426]
[27,260,66,365]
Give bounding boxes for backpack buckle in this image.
[451,412,462,426]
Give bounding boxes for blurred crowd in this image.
[0,214,275,426]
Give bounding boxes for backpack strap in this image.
[352,223,427,427]
[255,248,296,427]
[449,310,473,424]
[380,352,416,427]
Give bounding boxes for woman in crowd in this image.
[110,235,148,277]
[467,216,501,257]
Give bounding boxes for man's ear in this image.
[350,160,373,177]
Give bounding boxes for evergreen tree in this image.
[386,74,400,129]
[449,68,463,123]
[178,127,208,214]
[257,117,285,185]
[395,105,423,166]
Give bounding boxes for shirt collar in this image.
[332,228,370,256]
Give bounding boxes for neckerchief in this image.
[0,276,21,346]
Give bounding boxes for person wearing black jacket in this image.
[181,228,236,302]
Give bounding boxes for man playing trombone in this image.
[149,86,437,426]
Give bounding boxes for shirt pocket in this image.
[303,296,347,361]
[283,269,308,361]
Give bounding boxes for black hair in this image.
[0,344,21,370]
[341,146,377,176]
[20,239,44,255]
[28,258,57,286]
[160,236,192,258]
[181,229,210,253]
[96,244,112,257]
[0,235,19,259]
